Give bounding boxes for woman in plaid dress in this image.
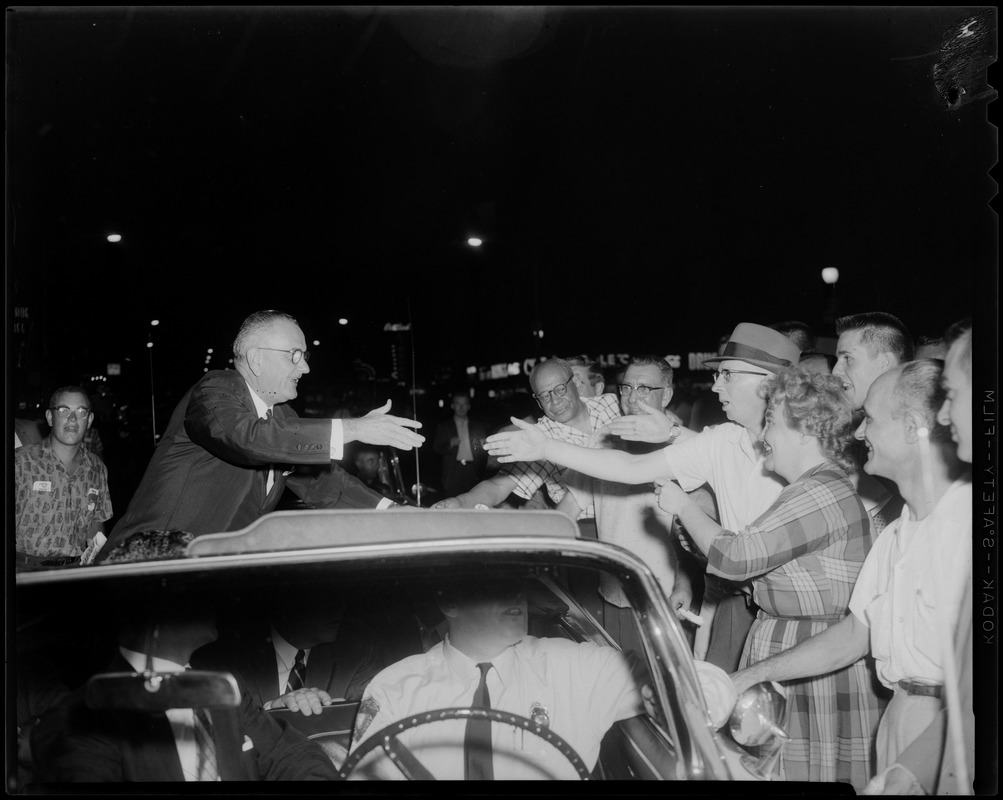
[656,368,886,789]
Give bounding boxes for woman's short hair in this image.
[762,367,856,472]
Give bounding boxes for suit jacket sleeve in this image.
[185,371,335,467]
[286,464,387,510]
[237,675,339,780]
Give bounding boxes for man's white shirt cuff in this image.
[330,419,345,460]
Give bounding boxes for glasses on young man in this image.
[256,347,311,364]
[618,383,666,400]
[712,368,770,384]
[532,376,574,406]
[50,406,91,420]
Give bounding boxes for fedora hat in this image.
[703,323,801,373]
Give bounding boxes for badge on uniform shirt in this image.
[87,487,99,496]
[32,481,52,493]
[530,702,550,728]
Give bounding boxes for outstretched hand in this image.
[482,417,548,463]
[344,400,425,451]
[601,400,678,443]
[653,477,688,515]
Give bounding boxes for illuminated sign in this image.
[383,323,411,332]
[107,363,122,376]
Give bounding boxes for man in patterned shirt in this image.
[14,385,113,572]
[433,358,621,520]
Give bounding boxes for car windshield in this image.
[15,521,726,784]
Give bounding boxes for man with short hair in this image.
[348,578,644,779]
[100,310,424,557]
[485,323,796,672]
[433,358,620,518]
[731,360,971,790]
[432,391,490,496]
[876,319,974,795]
[15,386,113,571]
[566,355,605,398]
[558,356,694,651]
[832,311,914,411]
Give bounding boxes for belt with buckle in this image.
[898,678,943,699]
[15,552,81,568]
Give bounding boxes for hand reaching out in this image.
[343,400,425,451]
[652,477,688,515]
[483,417,548,463]
[601,400,678,443]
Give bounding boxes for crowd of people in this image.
[13,308,975,791]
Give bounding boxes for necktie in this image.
[285,649,307,693]
[193,708,219,782]
[464,662,494,780]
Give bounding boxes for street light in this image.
[821,268,840,326]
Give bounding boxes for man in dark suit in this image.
[199,591,383,716]
[31,588,338,782]
[99,310,425,558]
[431,391,489,496]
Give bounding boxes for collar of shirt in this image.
[38,435,94,472]
[270,624,309,673]
[244,377,273,420]
[442,634,522,694]
[537,394,620,446]
[119,646,188,674]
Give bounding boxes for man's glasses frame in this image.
[50,406,91,420]
[712,368,770,384]
[255,347,310,364]
[532,376,574,406]
[618,383,666,399]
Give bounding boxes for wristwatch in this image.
[666,424,682,445]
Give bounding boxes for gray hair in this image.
[232,310,299,363]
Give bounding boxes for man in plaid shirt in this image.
[434,358,620,520]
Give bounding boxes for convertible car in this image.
[13,509,787,787]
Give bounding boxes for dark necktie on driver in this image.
[464,662,494,780]
[285,649,307,693]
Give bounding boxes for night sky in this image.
[7,6,996,406]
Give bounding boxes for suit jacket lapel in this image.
[305,645,337,698]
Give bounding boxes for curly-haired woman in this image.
[655,367,886,789]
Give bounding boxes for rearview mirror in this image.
[86,670,240,712]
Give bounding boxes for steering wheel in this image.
[338,706,591,780]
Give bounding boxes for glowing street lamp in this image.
[107,233,123,243]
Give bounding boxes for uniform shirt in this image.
[660,421,785,532]
[15,439,113,556]
[118,648,219,782]
[350,634,643,780]
[503,394,621,518]
[848,479,972,689]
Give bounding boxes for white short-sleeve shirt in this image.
[848,479,972,689]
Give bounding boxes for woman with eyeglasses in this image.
[654,368,886,789]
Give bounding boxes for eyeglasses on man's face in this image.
[712,368,770,384]
[50,406,91,420]
[618,383,666,400]
[532,376,574,406]
[256,347,310,365]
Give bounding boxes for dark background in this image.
[7,7,995,464]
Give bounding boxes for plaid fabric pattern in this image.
[709,463,885,789]
[503,394,620,516]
